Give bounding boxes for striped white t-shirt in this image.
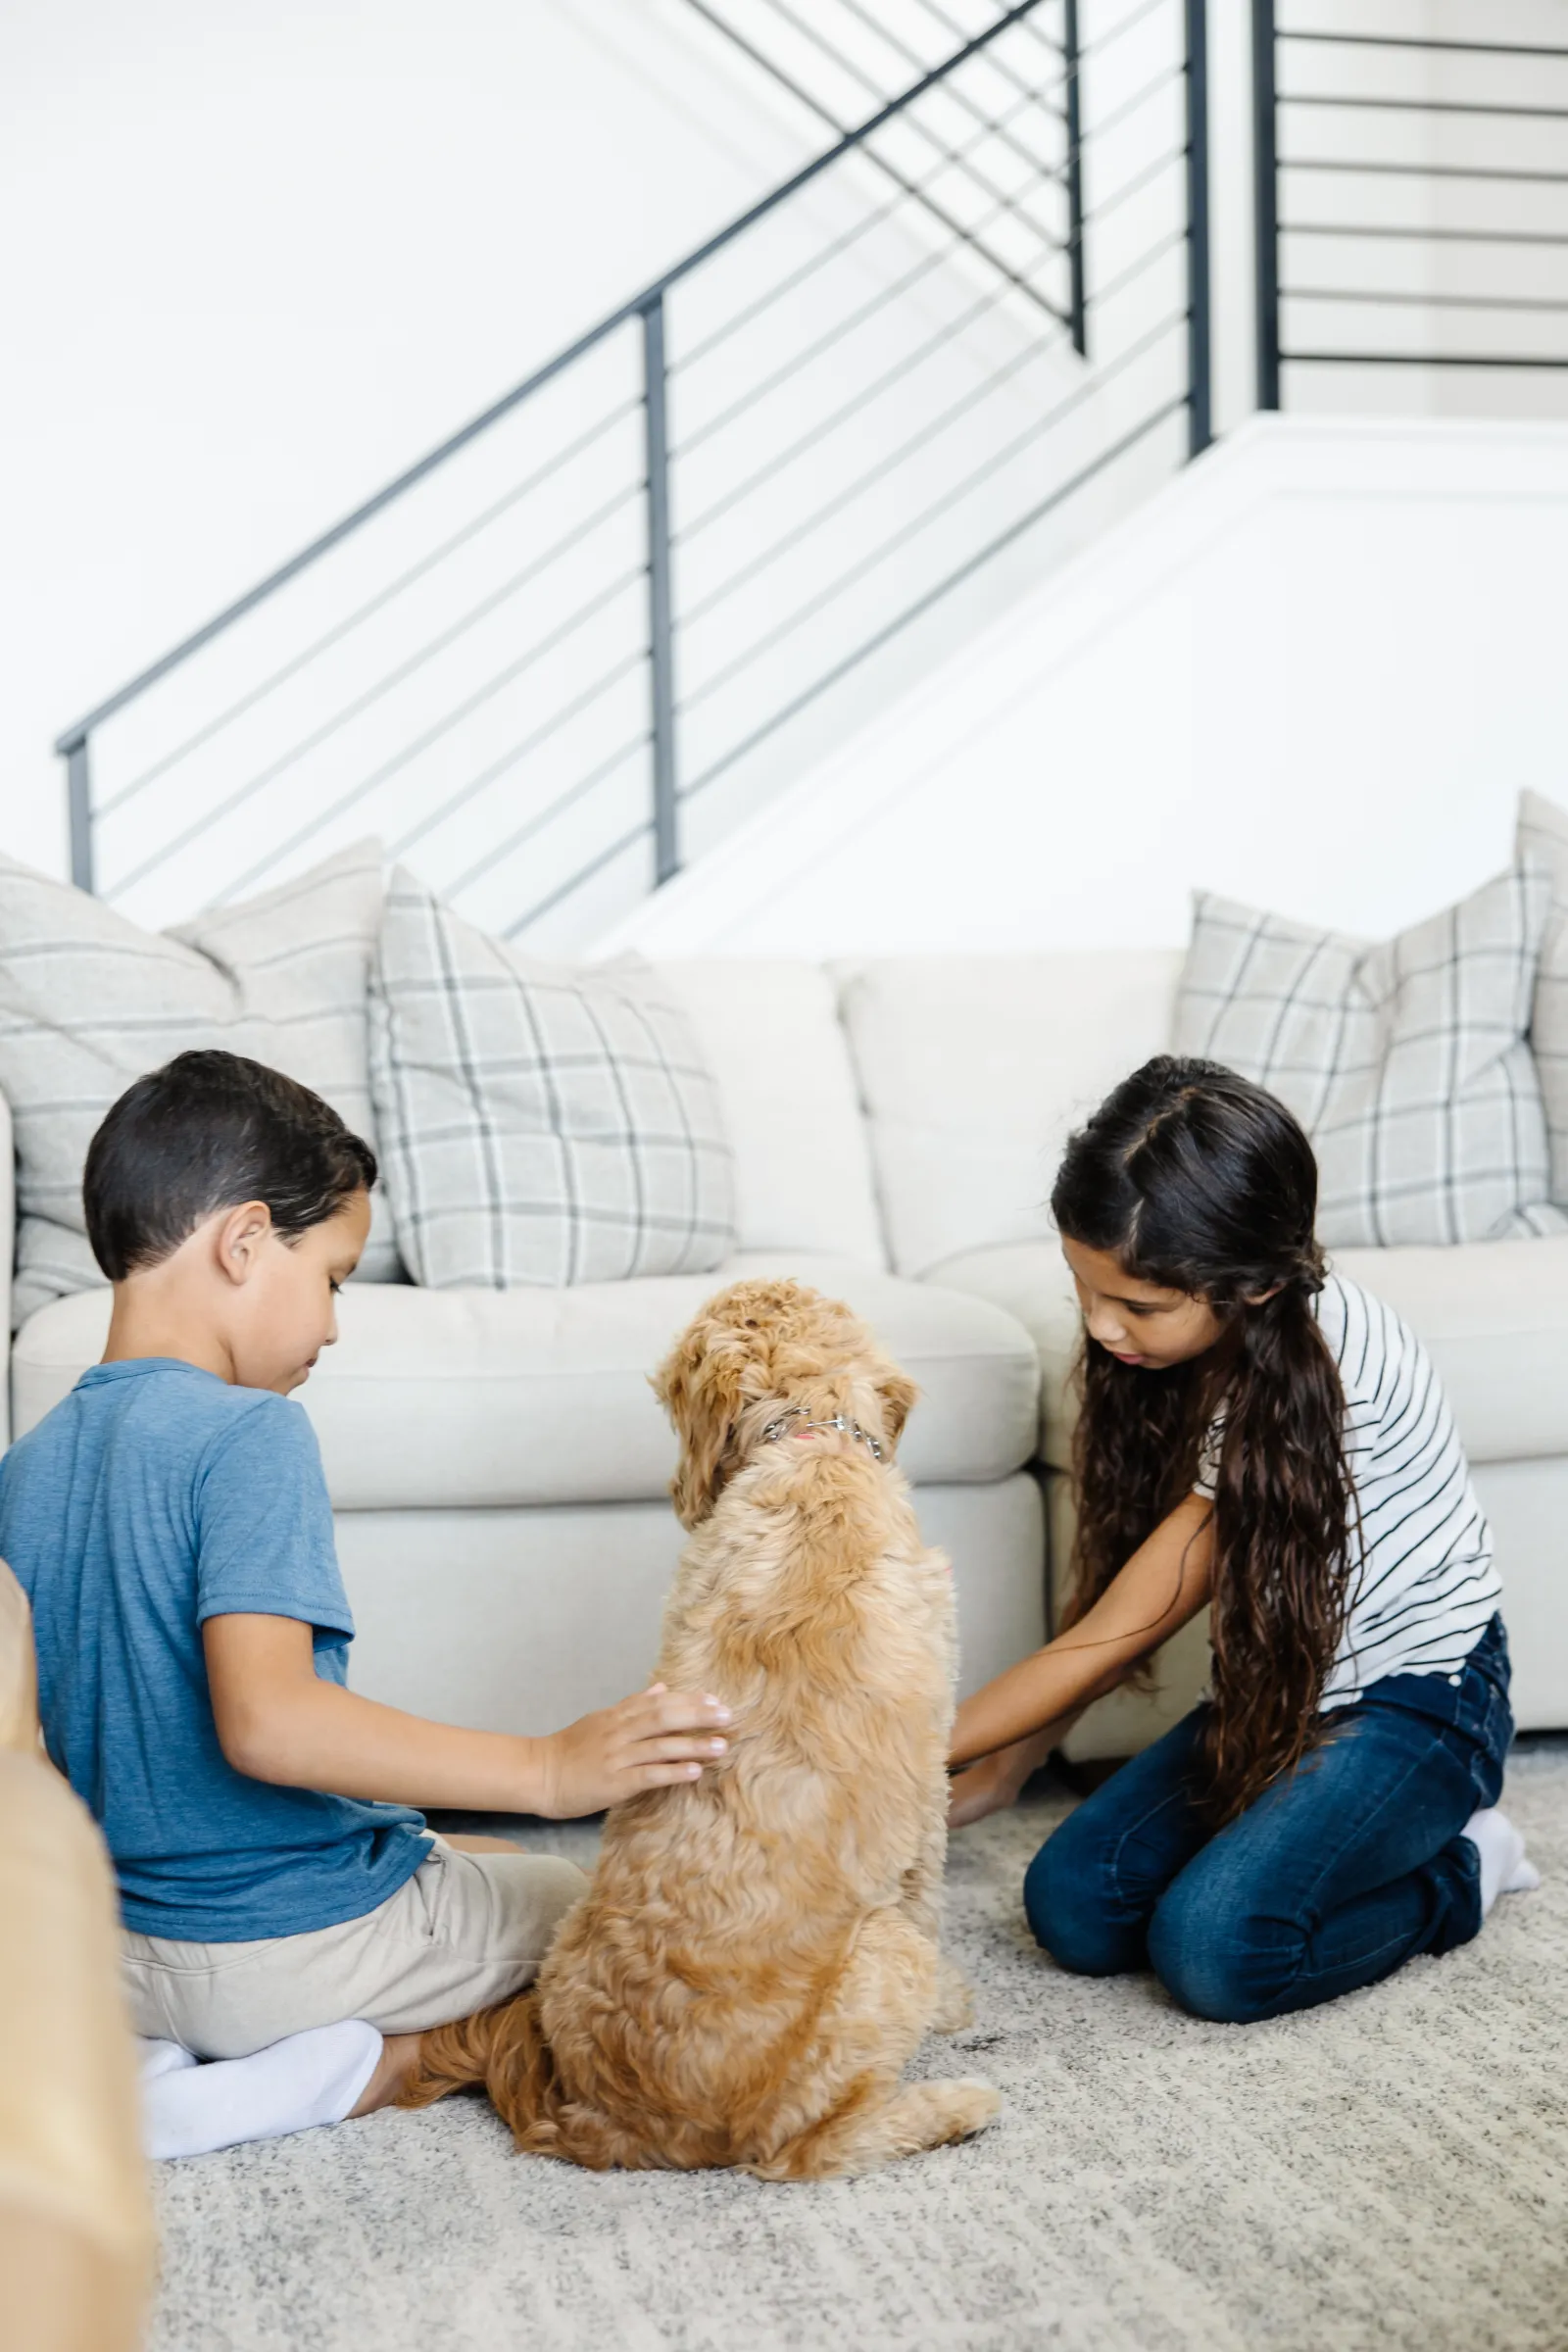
[1196,1271,1500,1710]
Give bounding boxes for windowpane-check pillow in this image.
[368,868,736,1288]
[1518,788,1568,1209]
[1173,863,1567,1248]
[0,841,400,1328]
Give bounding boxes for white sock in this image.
[140,2021,383,2162]
[137,2037,198,2084]
[1463,1807,1542,1918]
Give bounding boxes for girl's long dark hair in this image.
[1052,1056,1353,1823]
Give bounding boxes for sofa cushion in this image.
[13,1255,1040,1510]
[1174,868,1565,1247]
[931,1235,1568,1473]
[0,839,399,1326]
[368,870,736,1288]
[929,1245,1081,1468]
[653,961,886,1265]
[836,952,1182,1277]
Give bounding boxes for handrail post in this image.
[65,737,95,894]
[1251,0,1280,410]
[1064,0,1087,359]
[1184,0,1212,456]
[642,294,680,887]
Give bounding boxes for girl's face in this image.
[1061,1236,1230,1371]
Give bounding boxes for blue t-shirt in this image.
[0,1358,431,1941]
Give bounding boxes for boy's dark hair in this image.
[84,1050,377,1281]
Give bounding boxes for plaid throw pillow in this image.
[1518,789,1568,1209]
[0,840,400,1328]
[368,869,736,1288]
[1173,864,1567,1248]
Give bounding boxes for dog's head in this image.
[653,1278,919,1529]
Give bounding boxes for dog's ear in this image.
[653,1311,757,1529]
[875,1364,919,1453]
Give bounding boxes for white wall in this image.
[7,0,1559,936]
[0,0,814,880]
[5,0,1138,942]
[601,414,1568,956]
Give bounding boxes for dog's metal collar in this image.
[758,1403,885,1462]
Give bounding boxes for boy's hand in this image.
[533,1684,733,1817]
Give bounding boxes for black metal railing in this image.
[682,0,1091,350]
[1253,0,1568,410]
[58,0,1210,950]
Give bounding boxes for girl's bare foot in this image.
[349,2032,424,2116]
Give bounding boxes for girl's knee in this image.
[1146,1877,1299,2025]
[1022,1825,1134,1977]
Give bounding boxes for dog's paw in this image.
[920,2077,1002,2147]
[930,1955,975,2034]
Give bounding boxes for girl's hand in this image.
[948,1753,1024,1830]
[948,1494,1213,1767]
[947,1727,1062,1831]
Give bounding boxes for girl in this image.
[948,1056,1538,2024]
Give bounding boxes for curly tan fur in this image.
[398,1278,1000,2177]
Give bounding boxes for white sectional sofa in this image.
[6,952,1567,1756]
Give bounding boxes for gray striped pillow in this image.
[0,841,399,1329]
[368,868,736,1288]
[1174,864,1567,1248]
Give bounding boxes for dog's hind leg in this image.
[754,2076,1001,2179]
[745,1910,999,2179]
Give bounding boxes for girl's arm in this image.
[203,1615,731,1817]
[950,1492,1213,1768]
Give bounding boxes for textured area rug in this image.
[149,1751,1568,2352]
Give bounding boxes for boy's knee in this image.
[1022,1825,1132,1977]
[522,1855,591,1935]
[473,1850,589,1976]
[1146,1876,1299,2024]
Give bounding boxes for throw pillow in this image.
[1173,864,1567,1248]
[368,867,736,1288]
[0,840,399,1328]
[1518,788,1568,1208]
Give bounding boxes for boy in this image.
[0,1051,731,2135]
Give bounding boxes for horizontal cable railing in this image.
[1253,0,1568,409]
[59,0,1209,951]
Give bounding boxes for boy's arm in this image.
[203,1614,731,1818]
[949,1493,1213,1768]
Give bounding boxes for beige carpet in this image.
[148,1750,1568,2352]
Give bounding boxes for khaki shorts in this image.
[121,1839,588,2059]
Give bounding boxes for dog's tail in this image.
[395,1989,564,2148]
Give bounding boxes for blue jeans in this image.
[1024,1615,1513,2024]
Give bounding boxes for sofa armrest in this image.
[0,1085,12,1449]
[0,1750,155,2352]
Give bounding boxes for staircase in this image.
[56,0,1211,950]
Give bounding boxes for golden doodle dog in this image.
[397,1277,1001,2177]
